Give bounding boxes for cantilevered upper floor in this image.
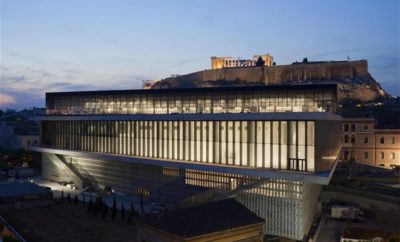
[33,112,342,184]
[45,84,337,116]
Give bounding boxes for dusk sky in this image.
[1,0,399,110]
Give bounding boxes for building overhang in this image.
[31,146,339,185]
[32,112,342,122]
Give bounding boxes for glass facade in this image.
[38,84,340,241]
[237,180,320,239]
[41,152,319,240]
[46,85,337,115]
[42,120,316,172]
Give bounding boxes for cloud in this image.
[0,66,150,109]
[46,82,94,90]
[0,93,16,106]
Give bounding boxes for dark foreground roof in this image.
[343,227,393,240]
[46,83,337,97]
[0,182,51,198]
[135,198,264,238]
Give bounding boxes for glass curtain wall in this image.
[43,152,316,240]
[46,88,336,115]
[236,181,320,240]
[42,120,316,171]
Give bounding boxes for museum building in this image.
[33,84,342,240]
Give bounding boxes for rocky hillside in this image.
[152,60,387,103]
[281,75,387,103]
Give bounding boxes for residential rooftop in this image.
[134,198,264,238]
[0,182,51,198]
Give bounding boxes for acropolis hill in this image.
[152,59,387,102]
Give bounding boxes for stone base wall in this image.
[154,60,387,102]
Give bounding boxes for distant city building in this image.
[33,84,342,240]
[342,118,400,168]
[211,54,273,69]
[0,122,39,151]
[13,135,39,151]
[0,108,43,151]
[0,122,14,150]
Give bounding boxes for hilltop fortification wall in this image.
[154,60,386,102]
[161,60,369,85]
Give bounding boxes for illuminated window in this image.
[136,187,150,198]
[46,86,338,115]
[42,119,321,172]
[390,153,395,159]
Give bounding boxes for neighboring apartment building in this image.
[211,54,273,69]
[0,121,39,151]
[32,84,341,240]
[342,118,400,168]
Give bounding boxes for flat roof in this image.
[343,227,393,240]
[46,84,337,97]
[374,129,400,133]
[341,118,375,122]
[135,198,264,238]
[0,182,51,198]
[34,112,342,122]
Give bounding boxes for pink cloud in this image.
[0,93,16,106]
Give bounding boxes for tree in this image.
[74,194,79,205]
[140,195,144,215]
[102,201,108,219]
[255,56,265,67]
[61,190,64,200]
[131,201,136,216]
[93,196,102,216]
[111,196,117,221]
[66,193,71,203]
[273,62,276,66]
[87,199,94,214]
[121,202,125,220]
[302,57,308,63]
[128,201,136,224]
